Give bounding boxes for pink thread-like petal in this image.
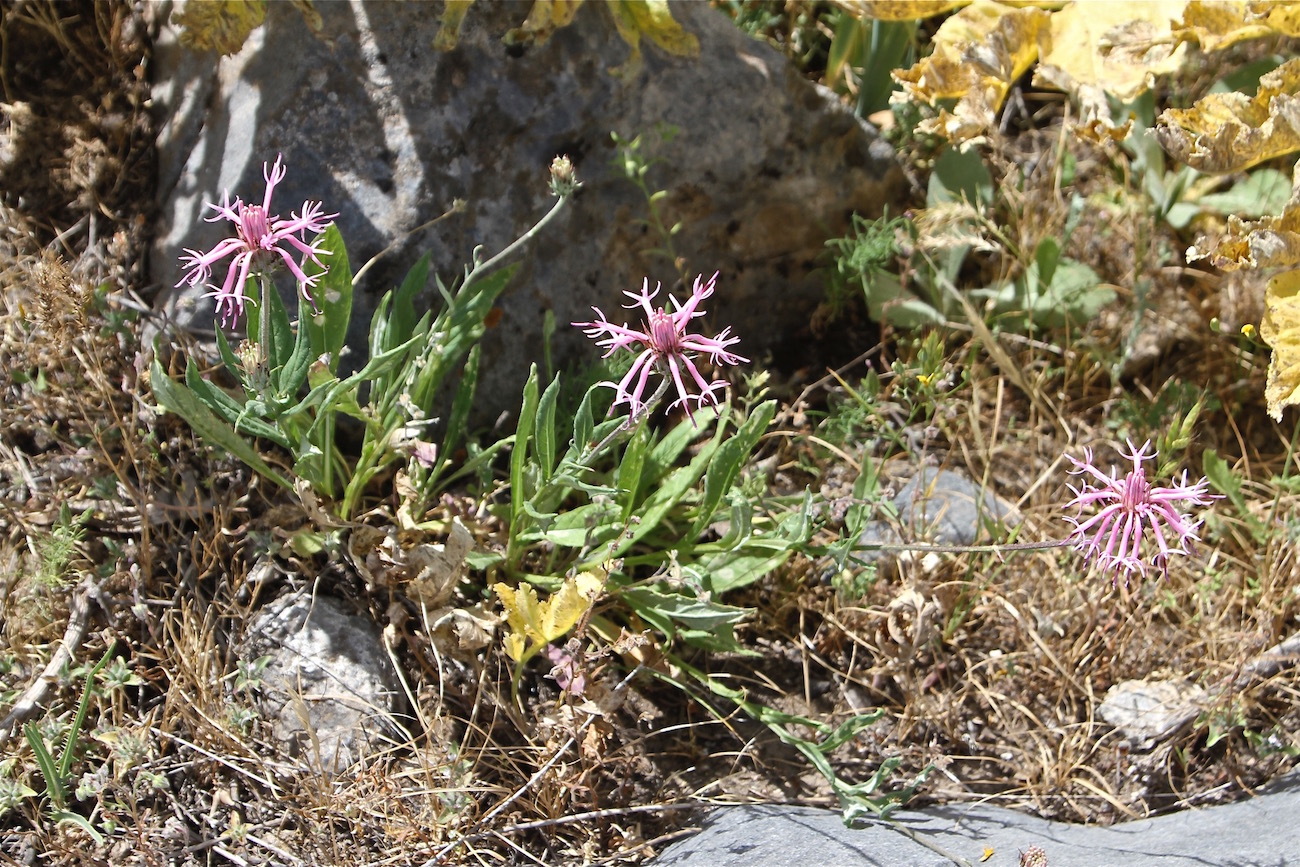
[1061,440,1220,583]
[176,155,334,327]
[574,273,746,424]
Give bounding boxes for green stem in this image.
[580,373,672,467]
[854,538,1071,555]
[461,194,571,296]
[258,273,273,377]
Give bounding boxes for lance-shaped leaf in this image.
[1156,57,1300,174]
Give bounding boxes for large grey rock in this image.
[654,774,1300,866]
[243,593,402,773]
[150,0,903,422]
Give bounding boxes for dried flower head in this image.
[177,154,337,328]
[574,272,747,418]
[1063,440,1218,580]
[1019,846,1048,867]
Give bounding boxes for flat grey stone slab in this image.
[654,774,1300,866]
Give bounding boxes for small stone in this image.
[1098,679,1208,752]
[243,593,404,773]
[857,466,1019,569]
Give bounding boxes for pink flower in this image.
[574,272,747,417]
[1063,441,1218,580]
[177,155,338,328]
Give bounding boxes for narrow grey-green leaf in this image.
[535,372,562,482]
[151,358,293,490]
[690,400,775,538]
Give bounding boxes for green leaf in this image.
[572,386,596,456]
[643,405,718,486]
[535,372,562,481]
[619,585,749,635]
[52,811,104,844]
[699,538,795,595]
[602,416,727,562]
[778,488,817,545]
[214,326,243,382]
[280,299,314,397]
[859,19,916,116]
[25,723,63,809]
[184,359,292,449]
[265,278,295,374]
[525,500,623,548]
[511,365,541,529]
[616,422,652,522]
[390,253,430,351]
[690,400,775,538]
[714,490,755,549]
[1034,237,1061,287]
[1203,448,1246,513]
[184,357,243,417]
[927,145,993,208]
[367,291,393,369]
[302,224,353,373]
[63,644,115,783]
[151,357,293,491]
[439,344,481,477]
[1196,169,1291,220]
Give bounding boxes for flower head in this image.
[1063,440,1218,580]
[177,154,338,328]
[574,272,748,418]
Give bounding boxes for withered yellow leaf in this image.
[1187,176,1300,269]
[501,632,525,662]
[1249,0,1300,36]
[493,574,602,662]
[433,0,476,51]
[892,1,1049,141]
[494,583,540,640]
[1156,58,1300,174]
[1173,1,1300,52]
[173,0,266,55]
[835,0,1060,19]
[837,0,970,20]
[606,0,699,79]
[538,574,601,644]
[1035,0,1187,124]
[1261,268,1300,420]
[505,0,586,46]
[1173,1,1278,51]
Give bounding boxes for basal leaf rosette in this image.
[1156,57,1300,174]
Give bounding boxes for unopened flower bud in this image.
[549,155,580,197]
